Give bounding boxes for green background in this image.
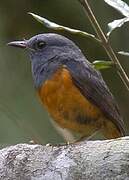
[0,0,129,145]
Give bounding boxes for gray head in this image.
[8,33,84,88]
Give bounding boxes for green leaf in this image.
[104,0,129,17]
[107,17,129,36]
[104,0,129,36]
[29,12,100,43]
[92,60,114,70]
[118,51,129,56]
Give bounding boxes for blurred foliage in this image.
[0,0,129,145]
[104,0,129,36]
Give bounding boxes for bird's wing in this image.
[66,59,125,135]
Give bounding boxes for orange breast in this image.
[37,67,103,135]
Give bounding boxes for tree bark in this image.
[0,137,129,180]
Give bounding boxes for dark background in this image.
[0,0,129,145]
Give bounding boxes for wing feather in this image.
[66,59,125,135]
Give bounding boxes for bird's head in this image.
[8,33,82,88]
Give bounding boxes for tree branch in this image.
[0,137,129,179]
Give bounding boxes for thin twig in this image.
[79,0,129,91]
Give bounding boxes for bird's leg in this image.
[75,129,101,143]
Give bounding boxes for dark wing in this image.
[66,59,125,135]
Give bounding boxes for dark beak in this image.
[7,40,27,49]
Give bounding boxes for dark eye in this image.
[36,41,46,50]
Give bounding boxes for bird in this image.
[8,33,125,141]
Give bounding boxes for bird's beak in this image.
[7,40,27,49]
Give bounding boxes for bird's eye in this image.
[36,41,46,50]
